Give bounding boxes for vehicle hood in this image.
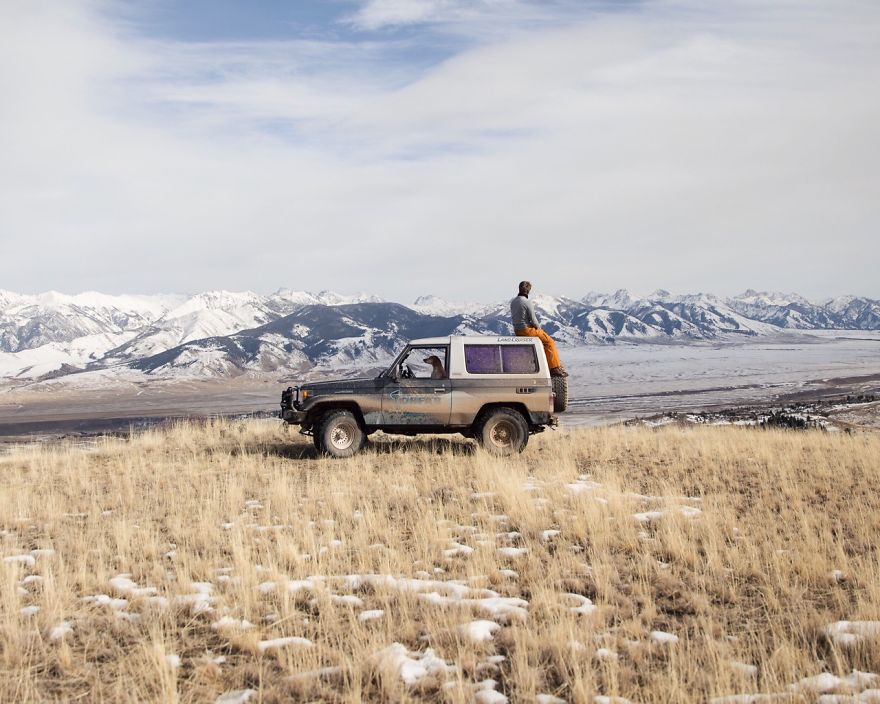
[301,377,380,394]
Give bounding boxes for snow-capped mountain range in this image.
[0,288,878,384]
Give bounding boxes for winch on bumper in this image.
[280,386,306,424]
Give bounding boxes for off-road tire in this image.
[314,410,365,458]
[552,376,568,413]
[476,408,529,455]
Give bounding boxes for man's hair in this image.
[518,281,532,296]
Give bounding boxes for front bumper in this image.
[282,408,306,424]
[280,386,305,424]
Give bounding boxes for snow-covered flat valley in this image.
[563,331,880,424]
[1,331,878,437]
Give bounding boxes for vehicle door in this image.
[382,345,451,425]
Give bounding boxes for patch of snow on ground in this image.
[326,594,364,607]
[175,583,214,614]
[374,642,456,686]
[825,621,880,647]
[497,547,528,558]
[818,692,880,703]
[634,506,702,523]
[729,661,758,676]
[445,541,475,557]
[215,689,256,704]
[211,617,254,630]
[359,609,385,622]
[649,630,679,644]
[109,574,158,597]
[791,671,879,693]
[82,594,128,610]
[48,621,73,641]
[460,620,501,643]
[3,554,36,567]
[565,593,597,616]
[257,636,314,652]
[474,678,508,704]
[567,477,604,494]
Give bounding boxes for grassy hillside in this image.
[1,422,879,702]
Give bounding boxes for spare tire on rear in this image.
[552,376,568,413]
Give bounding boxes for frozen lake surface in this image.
[563,331,880,425]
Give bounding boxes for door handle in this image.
[434,388,448,393]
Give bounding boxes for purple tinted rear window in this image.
[464,345,501,374]
[464,344,537,374]
[502,345,538,373]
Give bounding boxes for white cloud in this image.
[346,0,569,32]
[0,0,878,301]
[349,0,451,29]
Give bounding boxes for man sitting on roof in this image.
[510,280,568,377]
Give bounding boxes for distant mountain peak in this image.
[410,295,488,317]
[734,290,810,306]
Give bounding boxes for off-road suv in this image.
[280,335,568,457]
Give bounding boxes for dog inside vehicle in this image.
[424,355,446,379]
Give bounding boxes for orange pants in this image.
[515,327,561,369]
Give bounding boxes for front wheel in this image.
[477,408,529,456]
[314,410,365,458]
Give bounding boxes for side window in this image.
[465,344,538,374]
[502,345,538,373]
[464,345,502,374]
[400,346,448,379]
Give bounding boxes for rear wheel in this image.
[314,410,365,458]
[552,376,568,412]
[477,408,529,455]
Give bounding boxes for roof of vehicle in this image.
[409,335,542,346]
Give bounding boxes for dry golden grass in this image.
[1,421,879,703]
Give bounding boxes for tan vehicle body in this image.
[280,336,560,455]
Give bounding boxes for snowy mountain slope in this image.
[129,303,465,378]
[654,293,779,337]
[573,308,666,341]
[823,296,880,330]
[728,290,837,329]
[410,295,489,317]
[100,290,284,364]
[0,290,183,354]
[0,331,138,379]
[271,289,384,308]
[1,288,879,384]
[0,289,385,380]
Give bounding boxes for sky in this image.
[1,0,878,303]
